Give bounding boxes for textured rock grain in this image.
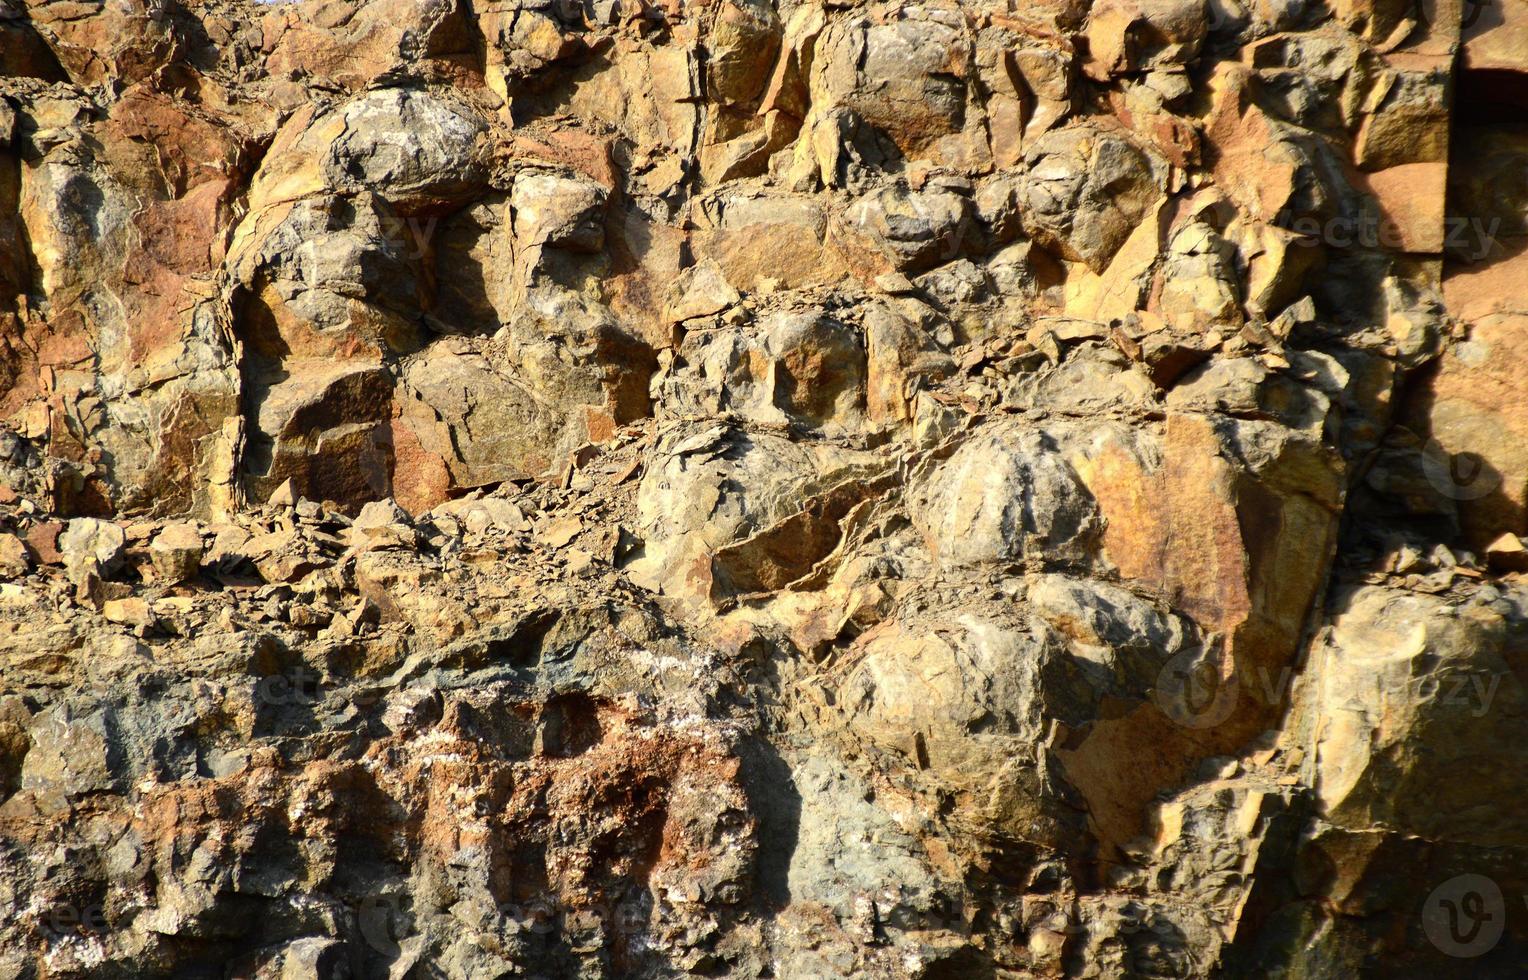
[0,0,1526,976]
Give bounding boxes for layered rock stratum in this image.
[0,0,1526,975]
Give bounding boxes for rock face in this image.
[0,0,1525,977]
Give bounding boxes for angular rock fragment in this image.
[149,522,203,583]
[58,517,125,583]
[1022,124,1167,271]
[0,532,29,579]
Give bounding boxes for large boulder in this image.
[820,13,971,154]
[242,361,395,506]
[632,422,885,597]
[843,182,974,273]
[244,88,491,217]
[1301,583,1528,846]
[909,423,1101,567]
[1022,124,1167,271]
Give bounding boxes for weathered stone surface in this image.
[1302,584,1528,844]
[244,87,491,216]
[809,8,975,163]
[1414,311,1528,549]
[845,182,974,273]
[512,172,608,252]
[57,516,125,582]
[0,531,28,579]
[657,309,868,430]
[910,423,1101,567]
[148,521,203,583]
[1022,123,1167,271]
[242,360,395,506]
[0,0,1523,975]
[1085,0,1208,79]
[350,497,418,551]
[262,0,475,91]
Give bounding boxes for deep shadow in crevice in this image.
[734,736,802,914]
[1455,68,1528,126]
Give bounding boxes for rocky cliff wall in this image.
[0,0,1526,975]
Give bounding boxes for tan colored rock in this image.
[397,329,648,493]
[1084,0,1208,79]
[1464,0,1528,71]
[1153,220,1244,333]
[350,499,418,551]
[705,0,781,106]
[844,183,973,273]
[20,706,116,798]
[810,10,973,160]
[699,109,799,185]
[1205,68,1346,228]
[1059,411,1342,846]
[1416,312,1528,549]
[1302,584,1528,844]
[690,194,844,292]
[664,260,741,323]
[58,517,126,583]
[0,533,29,579]
[1022,123,1167,271]
[1354,62,1450,172]
[1328,0,1427,47]
[864,303,956,424]
[562,35,701,155]
[12,87,247,516]
[477,0,582,98]
[511,173,607,252]
[149,522,203,583]
[838,607,1084,844]
[0,0,1522,974]
[103,596,152,627]
[243,88,491,217]
[22,0,176,86]
[633,421,883,597]
[243,362,394,506]
[432,497,527,534]
[909,422,1100,567]
[1485,532,1528,571]
[1233,219,1320,317]
[1066,199,1166,323]
[263,0,474,91]
[659,309,868,431]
